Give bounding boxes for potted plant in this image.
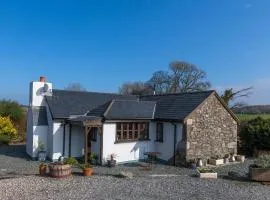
[197,167,217,179]
[79,163,93,176]
[250,155,270,182]
[107,153,117,167]
[229,152,235,162]
[89,153,98,165]
[209,154,224,166]
[235,155,245,163]
[37,141,46,161]
[39,162,47,176]
[188,159,197,169]
[223,154,230,164]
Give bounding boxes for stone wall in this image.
[185,94,238,161]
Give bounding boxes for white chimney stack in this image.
[29,76,52,107]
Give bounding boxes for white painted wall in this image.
[26,80,52,159]
[32,126,48,157]
[29,81,52,107]
[102,122,182,164]
[70,125,85,158]
[102,123,156,164]
[154,122,183,161]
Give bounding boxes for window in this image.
[156,123,163,142]
[116,122,149,142]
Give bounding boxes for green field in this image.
[236,114,270,121]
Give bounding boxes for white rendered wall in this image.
[70,125,85,158]
[30,81,52,107]
[154,122,183,161]
[102,123,155,164]
[32,126,48,157]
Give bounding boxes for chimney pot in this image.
[40,76,46,82]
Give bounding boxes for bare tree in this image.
[169,61,211,93]
[119,81,153,95]
[221,87,253,108]
[65,83,87,91]
[147,71,171,94]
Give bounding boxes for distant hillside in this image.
[233,105,270,114]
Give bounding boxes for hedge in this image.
[239,117,270,156]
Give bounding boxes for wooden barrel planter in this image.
[48,163,72,178]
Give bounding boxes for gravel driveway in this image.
[0,144,269,200]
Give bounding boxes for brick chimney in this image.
[40,76,46,82]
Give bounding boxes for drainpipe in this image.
[62,121,66,158]
[171,123,177,166]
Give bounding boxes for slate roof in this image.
[104,100,156,120]
[32,106,48,126]
[140,90,214,120]
[45,89,137,119]
[45,89,216,121]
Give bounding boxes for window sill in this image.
[155,140,163,143]
[114,139,151,144]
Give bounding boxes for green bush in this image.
[0,100,24,121]
[239,117,270,155]
[255,155,270,168]
[0,135,11,145]
[64,157,78,166]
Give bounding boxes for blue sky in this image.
[0,0,270,105]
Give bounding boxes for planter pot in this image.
[107,160,116,167]
[38,150,47,162]
[229,155,235,162]
[235,155,245,163]
[224,158,229,164]
[197,170,217,179]
[250,167,270,182]
[39,164,47,176]
[209,159,224,166]
[83,168,93,176]
[48,163,72,178]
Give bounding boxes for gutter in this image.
[171,123,177,166]
[62,121,66,157]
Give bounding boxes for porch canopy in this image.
[68,116,103,163]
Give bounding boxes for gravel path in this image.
[0,175,269,200]
[0,144,270,199]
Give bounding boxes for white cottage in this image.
[26,77,238,165]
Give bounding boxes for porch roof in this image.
[68,115,103,126]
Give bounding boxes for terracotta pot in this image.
[39,164,47,176]
[83,168,93,176]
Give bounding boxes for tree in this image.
[119,81,153,95]
[65,83,87,92]
[0,100,24,121]
[168,61,211,93]
[221,87,253,108]
[147,71,171,94]
[119,60,211,95]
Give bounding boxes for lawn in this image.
[237,114,270,122]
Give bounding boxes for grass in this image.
[236,114,270,122]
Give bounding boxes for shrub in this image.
[64,157,78,166]
[0,116,17,141]
[0,100,24,121]
[255,155,270,168]
[239,117,270,155]
[0,134,11,145]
